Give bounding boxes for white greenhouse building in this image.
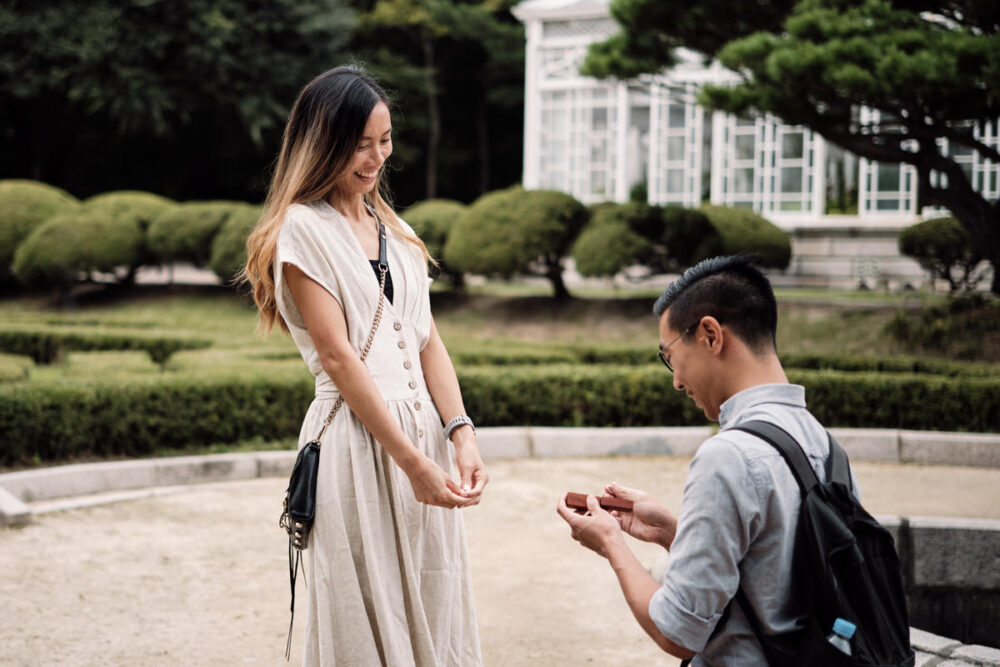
[512,0,999,286]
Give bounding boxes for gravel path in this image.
[2,456,998,666]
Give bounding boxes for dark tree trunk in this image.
[477,89,490,194]
[546,256,571,300]
[421,33,439,199]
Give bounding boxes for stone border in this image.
[3,426,999,527]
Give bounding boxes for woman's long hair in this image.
[241,65,430,334]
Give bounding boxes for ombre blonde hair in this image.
[241,66,430,334]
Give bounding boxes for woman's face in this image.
[336,101,393,198]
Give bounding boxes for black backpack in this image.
[718,420,916,667]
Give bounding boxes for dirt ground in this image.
[2,455,999,666]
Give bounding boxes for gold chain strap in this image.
[312,230,388,446]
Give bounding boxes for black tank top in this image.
[368,260,394,304]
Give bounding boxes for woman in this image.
[243,66,487,666]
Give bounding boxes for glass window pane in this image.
[781,167,803,192]
[877,163,901,192]
[734,168,754,193]
[876,198,900,210]
[667,136,685,161]
[735,135,755,160]
[668,104,686,128]
[666,169,685,192]
[779,200,803,211]
[590,171,606,194]
[592,108,608,131]
[782,133,804,159]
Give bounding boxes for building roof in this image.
[512,0,610,21]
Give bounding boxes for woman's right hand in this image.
[403,454,470,509]
[605,481,678,549]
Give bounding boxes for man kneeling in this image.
[557,254,859,664]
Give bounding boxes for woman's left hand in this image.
[452,429,488,505]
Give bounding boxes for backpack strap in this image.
[729,420,819,495]
[825,432,853,491]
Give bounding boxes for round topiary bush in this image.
[147,201,239,266]
[12,208,146,289]
[404,198,467,287]
[445,186,589,299]
[83,190,177,282]
[209,203,261,284]
[661,206,722,269]
[899,216,986,292]
[0,180,80,282]
[700,205,791,269]
[572,203,653,278]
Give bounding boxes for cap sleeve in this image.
[274,206,344,329]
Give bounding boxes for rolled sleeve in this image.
[647,436,763,651]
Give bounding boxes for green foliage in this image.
[147,201,242,266]
[886,292,1000,361]
[444,187,589,298]
[899,216,988,292]
[586,0,1000,293]
[84,190,177,279]
[0,353,32,384]
[0,329,212,368]
[404,198,466,286]
[700,205,791,269]
[0,376,312,466]
[571,204,654,278]
[11,209,146,288]
[209,204,261,284]
[0,180,80,281]
[661,206,722,269]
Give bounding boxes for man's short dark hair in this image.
[652,254,778,354]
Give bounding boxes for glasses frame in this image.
[658,323,698,372]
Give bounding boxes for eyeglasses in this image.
[657,324,697,372]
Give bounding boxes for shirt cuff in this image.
[648,586,723,653]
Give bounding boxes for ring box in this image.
[565,492,633,512]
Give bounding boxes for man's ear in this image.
[699,316,725,356]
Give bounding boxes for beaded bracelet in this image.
[443,415,475,440]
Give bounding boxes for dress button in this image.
[409,380,417,389]
[414,401,422,410]
[398,340,406,349]
[393,322,402,331]
[418,429,424,438]
[403,360,412,369]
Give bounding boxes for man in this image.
[556,254,858,664]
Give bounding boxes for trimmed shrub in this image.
[572,203,654,278]
[148,201,240,266]
[83,190,177,282]
[1,366,998,465]
[661,206,723,269]
[0,354,32,383]
[209,203,261,284]
[11,209,145,289]
[445,186,589,299]
[0,376,313,465]
[0,180,80,282]
[700,205,791,269]
[0,329,212,367]
[899,216,988,292]
[886,292,1000,361]
[404,199,466,286]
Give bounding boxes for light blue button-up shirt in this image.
[648,383,860,665]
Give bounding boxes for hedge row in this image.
[0,376,312,465]
[2,366,997,466]
[446,340,997,377]
[0,330,212,366]
[0,354,32,384]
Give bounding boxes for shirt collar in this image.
[717,383,806,429]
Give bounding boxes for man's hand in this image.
[556,493,626,559]
[605,482,678,549]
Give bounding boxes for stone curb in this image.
[913,627,1000,666]
[2,426,999,526]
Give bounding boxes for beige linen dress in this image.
[274,200,483,666]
